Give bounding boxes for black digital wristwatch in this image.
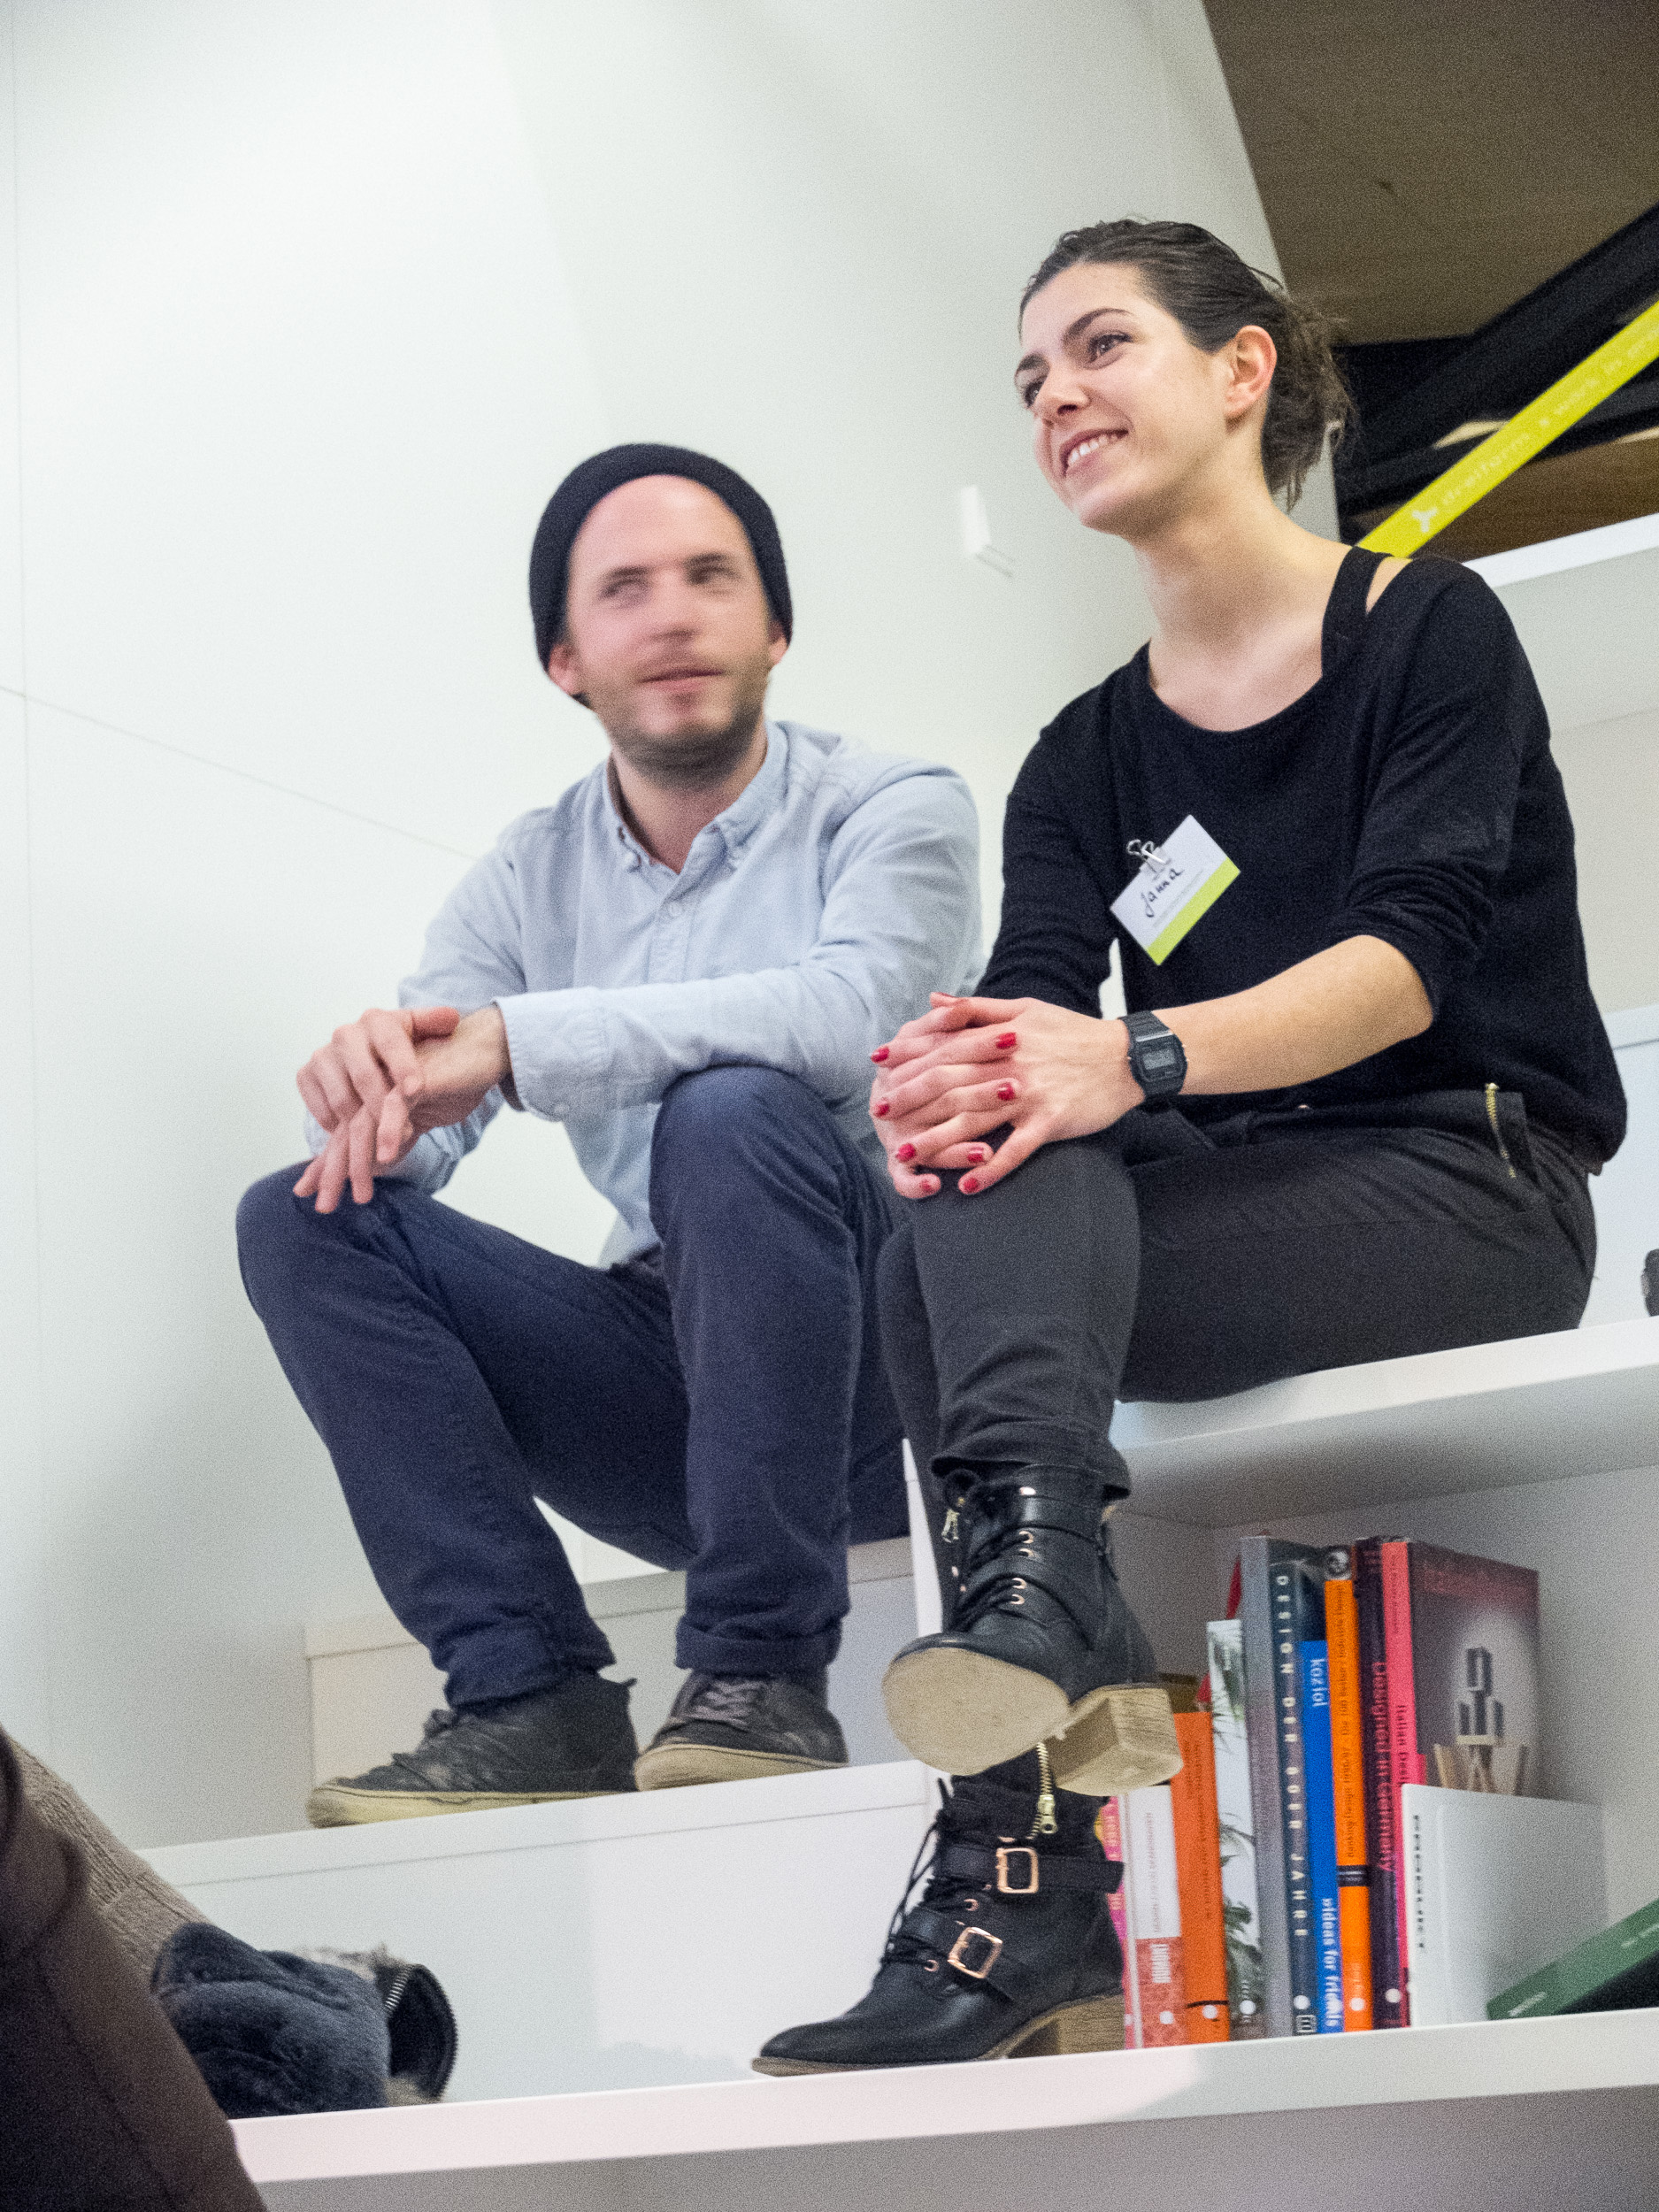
[1121,1011,1187,1102]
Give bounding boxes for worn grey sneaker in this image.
[634,1671,848,1790]
[305,1673,638,1827]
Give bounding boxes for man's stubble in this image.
[603,651,772,793]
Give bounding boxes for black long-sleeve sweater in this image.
[979,547,1625,1165]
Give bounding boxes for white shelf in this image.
[148,1766,935,2110]
[1110,1316,1659,1525]
[238,2012,1659,2210]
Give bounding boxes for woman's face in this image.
[1016,261,1268,536]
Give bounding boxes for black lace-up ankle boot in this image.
[753,1749,1124,2072]
[881,1464,1179,1793]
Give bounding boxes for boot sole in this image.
[881,1649,1180,1793]
[634,1744,846,1792]
[305,1785,624,1828]
[750,1992,1125,2074]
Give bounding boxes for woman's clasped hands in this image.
[867,992,1147,1199]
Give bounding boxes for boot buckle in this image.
[995,1846,1040,1894]
[947,1925,1003,1979]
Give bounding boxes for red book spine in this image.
[1100,1799,1136,2046]
[1380,1540,1421,2025]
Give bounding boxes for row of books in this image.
[1103,1536,1540,2046]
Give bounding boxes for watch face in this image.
[1142,1039,1181,1079]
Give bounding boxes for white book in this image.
[1208,1618,1265,2037]
[1402,1785,1606,2026]
[1123,1783,1185,2047]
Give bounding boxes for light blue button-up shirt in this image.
[318,720,982,1263]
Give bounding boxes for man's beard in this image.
[603,657,772,791]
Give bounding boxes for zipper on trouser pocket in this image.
[1485,1081,1517,1179]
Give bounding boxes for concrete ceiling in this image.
[1202,0,1659,343]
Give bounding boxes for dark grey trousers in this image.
[878,1091,1596,1499]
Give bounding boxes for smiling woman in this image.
[757,217,1624,2081]
[1015,219,1352,510]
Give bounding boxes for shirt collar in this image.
[601,720,787,872]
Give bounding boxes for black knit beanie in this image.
[529,442,793,671]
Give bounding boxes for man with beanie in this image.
[238,446,980,1819]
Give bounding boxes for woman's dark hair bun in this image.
[1022,219,1352,508]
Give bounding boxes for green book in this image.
[1487,1893,1659,2020]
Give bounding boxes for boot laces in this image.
[879,1783,1010,1970]
[952,1486,1099,1639]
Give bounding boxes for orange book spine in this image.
[1170,1713,1230,2043]
[1323,1571,1375,2032]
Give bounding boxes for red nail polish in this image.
[996,1082,1015,1102]
[995,1032,1018,1049]
[960,1175,980,1194]
[871,1047,889,1063]
[896,1142,916,1162]
[873,1099,890,1117]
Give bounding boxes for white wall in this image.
[1476,520,1659,1017]
[0,0,1289,1844]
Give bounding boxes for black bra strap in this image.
[1322,543,1386,675]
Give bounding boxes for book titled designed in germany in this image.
[1206,1617,1264,2039]
[1354,1539,1406,2029]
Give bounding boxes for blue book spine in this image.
[1300,1641,1345,2033]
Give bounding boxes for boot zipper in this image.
[1028,1740,1059,1839]
[1485,1082,1517,1179]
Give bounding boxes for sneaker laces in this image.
[385,1707,465,1781]
[662,1674,772,1733]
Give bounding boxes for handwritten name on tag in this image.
[1110,815,1239,966]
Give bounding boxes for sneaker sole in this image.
[750,1993,1125,2074]
[634,1744,846,1792]
[304,1785,624,1829]
[881,1649,1179,1793]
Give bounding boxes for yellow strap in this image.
[1359,296,1659,556]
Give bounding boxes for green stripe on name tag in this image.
[1145,857,1239,965]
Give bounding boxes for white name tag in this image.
[1110,814,1239,966]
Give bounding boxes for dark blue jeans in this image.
[237,1067,905,1706]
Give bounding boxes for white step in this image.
[147,1762,933,2105]
[234,2011,1659,2211]
[1111,1314,1659,1525]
